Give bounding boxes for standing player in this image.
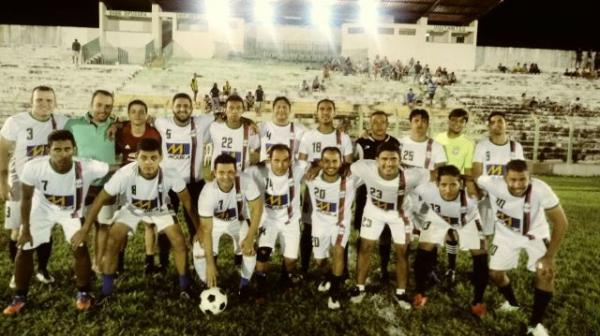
[192,154,263,298]
[3,130,109,315]
[0,86,68,287]
[305,147,357,309]
[477,160,568,336]
[76,138,196,300]
[399,109,447,175]
[354,111,400,282]
[258,96,306,162]
[473,111,525,237]
[411,165,488,318]
[298,99,353,275]
[349,142,428,308]
[245,145,306,301]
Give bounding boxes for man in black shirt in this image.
[72,39,81,66]
[255,85,264,116]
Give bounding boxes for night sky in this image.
[0,0,596,50]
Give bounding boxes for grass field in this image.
[1,176,599,336]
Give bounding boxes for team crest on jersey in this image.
[371,199,395,211]
[214,208,237,221]
[132,198,159,211]
[44,194,74,208]
[486,164,506,176]
[316,200,337,214]
[265,192,289,209]
[26,144,49,157]
[496,211,521,232]
[441,215,460,227]
[166,143,191,158]
[222,151,242,164]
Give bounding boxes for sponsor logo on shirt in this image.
[496,211,521,232]
[26,145,49,158]
[316,200,338,215]
[44,194,74,208]
[486,164,506,176]
[214,208,237,221]
[370,199,395,211]
[166,143,191,158]
[265,192,288,210]
[132,198,159,212]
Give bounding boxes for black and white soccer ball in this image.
[199,287,227,315]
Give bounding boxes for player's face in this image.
[377,150,400,179]
[273,101,290,124]
[214,163,237,191]
[321,150,341,177]
[488,115,506,136]
[226,101,244,124]
[172,98,193,123]
[370,115,388,138]
[49,139,75,172]
[437,175,461,201]
[316,101,335,125]
[505,170,530,197]
[136,150,161,178]
[410,115,429,137]
[31,90,56,119]
[448,116,467,135]
[270,149,291,176]
[90,94,114,123]
[128,104,147,126]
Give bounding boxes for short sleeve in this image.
[298,132,310,157]
[249,132,260,151]
[242,174,261,201]
[103,169,125,197]
[19,160,38,186]
[473,141,485,163]
[476,175,494,192]
[87,159,109,181]
[432,142,447,167]
[342,134,354,157]
[537,180,559,210]
[463,140,475,170]
[514,142,525,160]
[197,186,215,217]
[0,117,17,141]
[169,173,186,194]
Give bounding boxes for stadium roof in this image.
[102,0,503,25]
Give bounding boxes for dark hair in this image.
[506,159,528,173]
[370,110,388,122]
[272,96,291,109]
[376,141,400,157]
[225,95,245,109]
[321,146,342,160]
[213,153,237,170]
[316,98,336,112]
[409,108,429,122]
[31,86,56,103]
[137,138,161,155]
[448,108,468,122]
[128,99,148,114]
[48,130,76,148]
[91,90,114,104]
[172,92,193,105]
[268,143,291,158]
[487,111,506,123]
[436,165,461,182]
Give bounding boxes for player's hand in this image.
[17,229,33,248]
[536,255,555,277]
[206,263,218,288]
[70,228,88,249]
[304,165,321,181]
[241,237,255,256]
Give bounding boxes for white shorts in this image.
[418,220,484,251]
[360,212,411,245]
[22,209,82,250]
[4,175,21,230]
[112,207,175,233]
[84,203,116,225]
[489,226,549,272]
[478,196,495,236]
[258,217,300,260]
[212,219,249,256]
[312,223,350,260]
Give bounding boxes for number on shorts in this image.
[490,244,498,256]
[422,221,431,230]
[312,237,320,247]
[362,217,372,228]
[6,206,10,218]
[131,185,136,195]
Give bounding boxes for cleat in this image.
[412,294,428,310]
[144,264,156,276]
[3,296,26,316]
[527,323,549,336]
[75,292,94,311]
[317,280,331,292]
[238,285,251,302]
[471,303,487,319]
[444,270,456,290]
[327,297,341,310]
[35,270,55,284]
[9,275,16,289]
[496,300,520,313]
[394,293,412,310]
[349,286,366,304]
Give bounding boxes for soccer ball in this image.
[199,287,228,315]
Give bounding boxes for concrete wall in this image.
[476,46,576,71]
[0,25,99,49]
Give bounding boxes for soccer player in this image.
[411,165,488,318]
[354,111,400,282]
[477,160,568,336]
[298,98,353,274]
[192,154,263,298]
[258,96,306,163]
[0,86,68,287]
[399,109,447,175]
[245,144,307,302]
[472,111,525,237]
[76,138,195,300]
[3,130,109,315]
[349,142,428,308]
[305,147,357,309]
[209,95,260,173]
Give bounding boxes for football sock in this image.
[36,239,52,273]
[415,248,436,294]
[356,284,365,292]
[178,275,190,290]
[446,240,458,270]
[101,274,116,296]
[241,255,256,281]
[498,283,519,306]
[234,254,243,268]
[472,254,489,304]
[256,271,267,293]
[379,242,391,276]
[396,288,406,296]
[329,275,343,299]
[300,224,312,273]
[530,288,552,326]
[157,233,170,267]
[192,253,207,283]
[117,249,125,273]
[239,277,250,288]
[9,239,18,263]
[145,255,155,268]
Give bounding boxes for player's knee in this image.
[359,239,375,253]
[489,270,506,284]
[257,247,272,262]
[536,268,554,283]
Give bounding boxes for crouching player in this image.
[411,165,488,318]
[4,130,110,315]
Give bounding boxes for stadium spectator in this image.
[203,94,212,113]
[255,85,264,115]
[312,76,320,91]
[210,83,220,113]
[223,80,232,97]
[190,73,198,103]
[71,39,81,66]
[498,63,508,73]
[245,91,255,111]
[405,88,416,108]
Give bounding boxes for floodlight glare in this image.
[205,0,230,28]
[360,0,378,33]
[255,0,275,23]
[311,0,334,30]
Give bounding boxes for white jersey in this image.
[399,136,447,170]
[414,182,480,227]
[154,115,213,184]
[209,122,260,172]
[350,160,429,219]
[474,138,524,176]
[299,129,353,163]
[259,121,306,162]
[104,162,186,216]
[20,156,108,218]
[305,173,358,229]
[477,176,559,239]
[197,173,260,224]
[245,163,306,223]
[0,112,69,177]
